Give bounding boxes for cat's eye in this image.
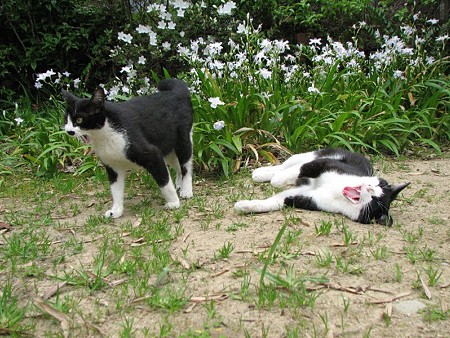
[76,117,83,124]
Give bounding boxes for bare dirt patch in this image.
[1,155,449,337]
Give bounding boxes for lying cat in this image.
[63,79,194,218]
[235,148,409,226]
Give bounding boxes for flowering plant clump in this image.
[10,2,448,176]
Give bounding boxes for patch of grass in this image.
[315,220,333,236]
[214,241,235,260]
[422,306,450,322]
[0,280,29,333]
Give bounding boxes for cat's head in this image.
[62,88,107,142]
[343,179,410,226]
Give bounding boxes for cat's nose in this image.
[67,130,75,136]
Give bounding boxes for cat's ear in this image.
[91,87,105,107]
[61,89,77,106]
[390,182,410,201]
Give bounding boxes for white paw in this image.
[164,201,180,209]
[179,188,193,199]
[252,167,276,182]
[270,176,291,188]
[234,200,256,214]
[104,208,123,218]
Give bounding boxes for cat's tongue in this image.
[343,186,361,204]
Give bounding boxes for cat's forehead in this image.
[67,99,95,116]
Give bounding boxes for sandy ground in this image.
[1,154,449,337]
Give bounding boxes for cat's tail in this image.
[158,78,190,97]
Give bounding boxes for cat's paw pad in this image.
[252,167,276,182]
[164,201,180,209]
[104,208,123,218]
[234,200,256,214]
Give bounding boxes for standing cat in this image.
[235,148,409,226]
[63,79,194,218]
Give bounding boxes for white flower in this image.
[162,41,171,50]
[73,78,81,89]
[393,70,405,79]
[208,97,225,108]
[157,21,166,29]
[307,83,320,94]
[426,19,439,25]
[118,32,133,44]
[62,71,71,77]
[167,21,176,30]
[177,8,185,17]
[309,38,321,46]
[138,56,146,65]
[237,22,248,34]
[205,42,223,56]
[425,56,435,65]
[436,35,449,42]
[149,32,158,46]
[15,117,24,125]
[180,31,185,38]
[136,25,152,34]
[401,25,415,37]
[217,1,236,15]
[121,65,133,74]
[35,81,43,89]
[172,0,190,9]
[213,120,225,130]
[177,44,189,56]
[36,69,56,82]
[259,68,272,79]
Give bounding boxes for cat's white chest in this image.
[89,123,136,169]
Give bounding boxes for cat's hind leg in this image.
[252,165,282,182]
[132,148,180,209]
[104,166,126,218]
[252,151,316,183]
[270,165,302,187]
[173,129,193,199]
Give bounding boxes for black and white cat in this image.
[235,148,410,226]
[63,79,194,218]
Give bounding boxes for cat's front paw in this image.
[179,187,193,199]
[234,200,256,214]
[164,201,180,209]
[252,167,276,182]
[104,207,123,218]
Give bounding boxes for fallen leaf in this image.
[370,291,412,304]
[211,269,229,277]
[385,303,393,317]
[43,281,68,300]
[418,273,432,299]
[132,217,142,228]
[34,297,70,338]
[190,293,228,303]
[0,221,11,230]
[178,258,191,270]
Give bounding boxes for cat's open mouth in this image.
[78,134,90,143]
[343,186,362,204]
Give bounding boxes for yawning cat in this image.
[235,148,409,225]
[63,79,194,218]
